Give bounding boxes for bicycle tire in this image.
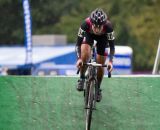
[84,81,89,108]
[85,79,95,130]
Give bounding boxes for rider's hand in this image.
[107,61,113,72]
[76,58,83,68]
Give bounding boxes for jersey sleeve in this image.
[75,21,89,59]
[106,21,115,62]
[77,21,88,44]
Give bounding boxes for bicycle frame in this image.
[84,45,111,130]
[84,47,97,130]
[77,44,111,130]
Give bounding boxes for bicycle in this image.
[77,44,111,130]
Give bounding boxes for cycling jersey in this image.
[76,17,115,62]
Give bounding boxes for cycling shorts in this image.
[83,33,109,56]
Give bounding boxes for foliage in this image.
[0,0,24,45]
[0,0,159,71]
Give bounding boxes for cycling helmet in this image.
[90,8,107,26]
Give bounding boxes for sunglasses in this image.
[93,24,103,28]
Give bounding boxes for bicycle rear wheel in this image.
[85,79,95,130]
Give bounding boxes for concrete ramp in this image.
[0,76,160,130]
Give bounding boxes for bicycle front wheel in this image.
[85,79,95,130]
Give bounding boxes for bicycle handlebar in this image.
[84,62,108,67]
[76,62,111,78]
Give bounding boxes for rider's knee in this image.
[81,43,91,62]
[96,54,106,64]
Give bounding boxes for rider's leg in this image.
[77,43,91,91]
[96,54,107,88]
[80,43,91,78]
[96,54,107,102]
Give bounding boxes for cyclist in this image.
[75,8,115,102]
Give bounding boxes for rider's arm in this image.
[75,21,89,59]
[108,37,115,62]
[106,21,115,62]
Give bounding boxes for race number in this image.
[107,31,115,40]
[78,28,85,37]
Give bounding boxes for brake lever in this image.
[107,65,112,78]
[77,69,80,74]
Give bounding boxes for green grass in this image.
[0,76,160,130]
